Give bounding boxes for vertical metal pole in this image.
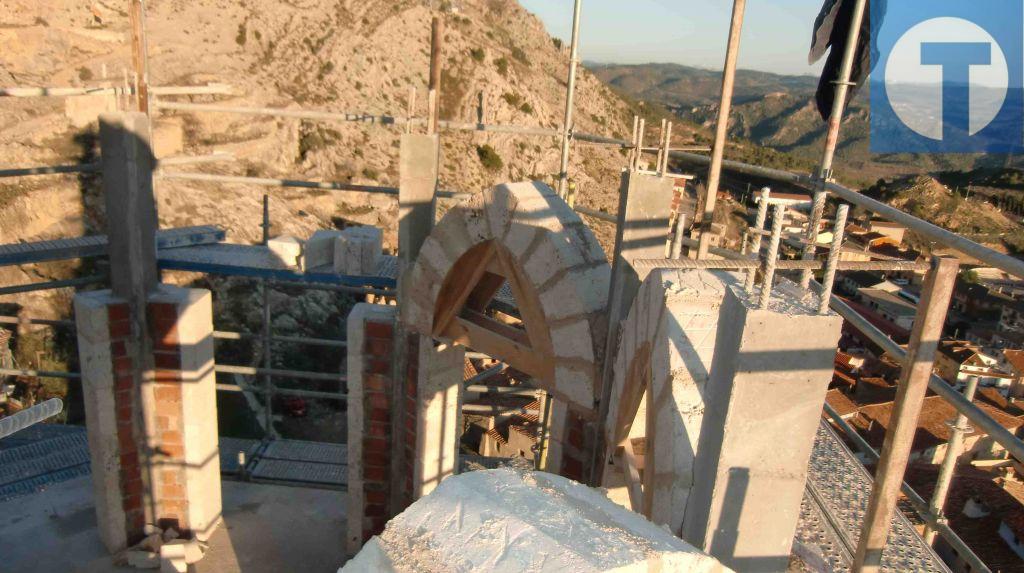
[758,204,784,309]
[627,115,640,169]
[744,187,771,292]
[660,122,673,174]
[924,375,980,543]
[428,16,444,135]
[853,256,959,572]
[800,0,868,287]
[655,118,667,175]
[633,119,646,172]
[818,204,849,314]
[128,0,150,115]
[261,195,274,438]
[557,0,583,198]
[697,0,747,260]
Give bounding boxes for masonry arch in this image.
[602,268,740,535]
[402,181,611,417]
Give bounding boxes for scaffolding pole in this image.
[128,0,151,114]
[557,0,583,198]
[800,0,868,287]
[696,0,747,259]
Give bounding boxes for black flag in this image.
[810,0,886,121]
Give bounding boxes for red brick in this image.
[368,407,390,424]
[161,470,179,484]
[153,369,181,383]
[406,380,418,400]
[363,436,388,452]
[116,399,133,420]
[364,375,389,392]
[366,392,390,409]
[364,337,393,357]
[117,429,136,451]
[161,483,185,498]
[148,302,178,325]
[561,456,584,481]
[367,359,391,375]
[365,503,387,517]
[108,304,130,323]
[160,430,183,445]
[121,476,144,498]
[367,422,389,438]
[364,321,393,339]
[404,415,416,433]
[366,490,388,505]
[364,466,389,481]
[108,319,131,339]
[115,374,134,392]
[153,352,181,370]
[161,444,185,458]
[567,426,584,450]
[109,340,127,358]
[153,385,182,402]
[113,355,133,376]
[364,451,390,468]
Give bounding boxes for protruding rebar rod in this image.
[744,187,771,292]
[656,118,668,174]
[634,118,646,171]
[557,0,583,198]
[924,375,981,544]
[818,204,849,314]
[0,398,63,440]
[800,191,828,287]
[627,115,640,169]
[853,256,960,573]
[697,0,748,260]
[759,204,785,309]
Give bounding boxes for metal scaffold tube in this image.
[697,0,748,259]
[557,0,583,198]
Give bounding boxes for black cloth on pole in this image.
[809,0,886,121]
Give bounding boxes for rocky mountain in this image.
[0,0,660,320]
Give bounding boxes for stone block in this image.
[305,229,344,270]
[335,226,383,275]
[268,235,304,269]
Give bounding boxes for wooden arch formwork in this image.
[601,267,741,536]
[402,181,611,478]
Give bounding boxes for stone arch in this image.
[402,181,611,415]
[602,268,740,535]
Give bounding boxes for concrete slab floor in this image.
[0,477,348,572]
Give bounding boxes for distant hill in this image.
[589,62,1023,186]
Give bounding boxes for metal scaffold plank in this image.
[0,225,226,267]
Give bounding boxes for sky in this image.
[518,0,828,76]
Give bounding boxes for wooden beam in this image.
[493,246,555,372]
[441,310,547,381]
[431,241,496,336]
[619,439,644,514]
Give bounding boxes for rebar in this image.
[800,190,829,288]
[0,398,64,440]
[924,375,980,544]
[818,204,849,314]
[744,187,771,292]
[670,214,687,260]
[759,204,785,309]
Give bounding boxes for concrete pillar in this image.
[398,134,439,278]
[681,280,843,572]
[74,285,220,552]
[597,171,673,480]
[346,303,398,556]
[409,336,464,499]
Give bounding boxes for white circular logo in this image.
[885,17,1008,140]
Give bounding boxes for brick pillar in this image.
[74,285,220,552]
[346,304,398,555]
[542,401,588,482]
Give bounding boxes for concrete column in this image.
[597,171,673,480]
[346,303,398,556]
[74,285,220,552]
[398,134,439,279]
[682,281,843,572]
[410,336,464,499]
